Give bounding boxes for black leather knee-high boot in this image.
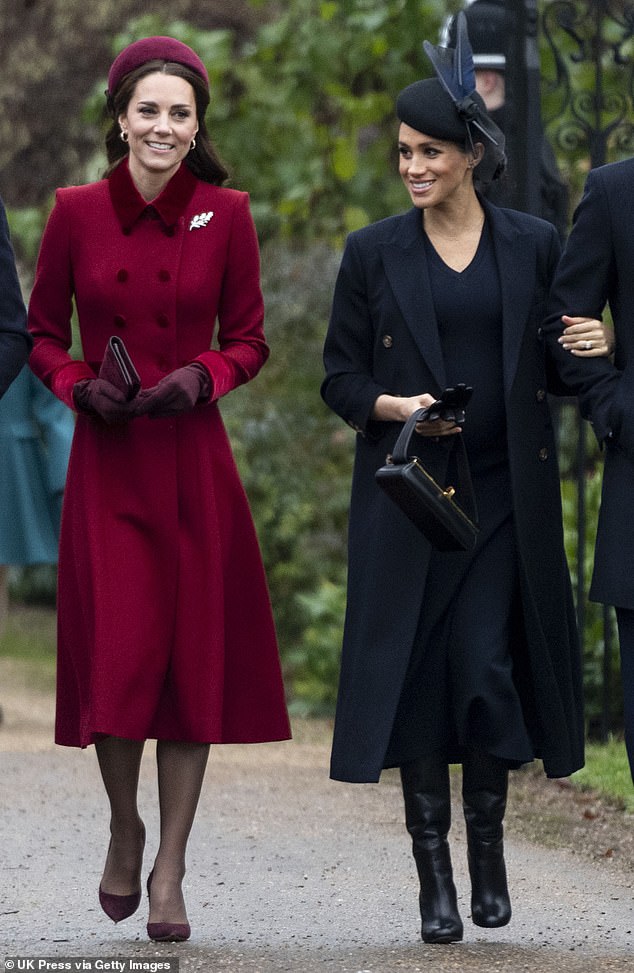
[400,756,463,944]
[461,749,511,928]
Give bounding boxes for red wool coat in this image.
[28,160,290,747]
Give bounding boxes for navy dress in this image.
[385,222,534,768]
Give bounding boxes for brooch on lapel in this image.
[189,211,214,231]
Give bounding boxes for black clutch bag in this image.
[99,336,141,400]
[375,393,479,552]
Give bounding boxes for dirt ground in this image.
[1,656,633,972]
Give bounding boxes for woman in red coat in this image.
[28,36,290,942]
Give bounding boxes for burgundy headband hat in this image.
[107,35,209,102]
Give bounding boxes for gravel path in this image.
[1,660,633,972]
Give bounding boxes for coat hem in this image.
[55,730,292,748]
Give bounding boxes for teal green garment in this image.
[0,366,74,564]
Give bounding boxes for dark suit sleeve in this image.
[0,198,30,398]
[542,168,623,446]
[321,233,388,437]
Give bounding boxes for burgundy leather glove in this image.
[136,363,211,419]
[73,378,139,424]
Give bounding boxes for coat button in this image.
[113,314,126,328]
[538,447,549,461]
[382,334,393,348]
[158,269,171,282]
[117,269,128,283]
[157,313,170,329]
[536,387,546,402]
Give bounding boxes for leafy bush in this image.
[79,1,440,245]
[286,581,347,716]
[220,241,351,712]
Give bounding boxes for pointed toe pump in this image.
[98,885,142,923]
[146,870,191,943]
[98,828,145,923]
[146,920,191,943]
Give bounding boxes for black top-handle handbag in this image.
[375,398,479,552]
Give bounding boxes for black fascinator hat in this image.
[396,12,506,184]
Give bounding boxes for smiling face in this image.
[398,123,480,211]
[119,71,198,195]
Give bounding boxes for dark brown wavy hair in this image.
[104,59,229,185]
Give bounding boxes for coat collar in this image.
[379,199,537,396]
[108,159,198,232]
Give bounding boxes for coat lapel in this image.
[379,203,538,397]
[379,208,447,392]
[483,199,538,398]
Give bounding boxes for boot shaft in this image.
[461,749,509,842]
[461,749,512,928]
[400,756,452,845]
[400,756,463,944]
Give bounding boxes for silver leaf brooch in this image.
[189,211,214,231]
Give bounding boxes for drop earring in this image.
[120,130,129,143]
[190,137,197,151]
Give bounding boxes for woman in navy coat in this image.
[322,19,618,945]
[0,198,30,398]
[545,157,634,786]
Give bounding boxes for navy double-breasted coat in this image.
[545,157,634,610]
[322,199,617,784]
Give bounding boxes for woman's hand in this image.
[372,393,462,437]
[414,393,463,438]
[73,378,138,424]
[135,364,211,418]
[559,315,615,357]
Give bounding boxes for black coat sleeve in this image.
[0,198,30,398]
[321,232,388,438]
[542,168,623,447]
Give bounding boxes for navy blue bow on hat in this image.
[421,12,506,182]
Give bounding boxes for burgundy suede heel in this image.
[146,870,191,942]
[146,920,191,943]
[98,885,141,923]
[98,830,144,922]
